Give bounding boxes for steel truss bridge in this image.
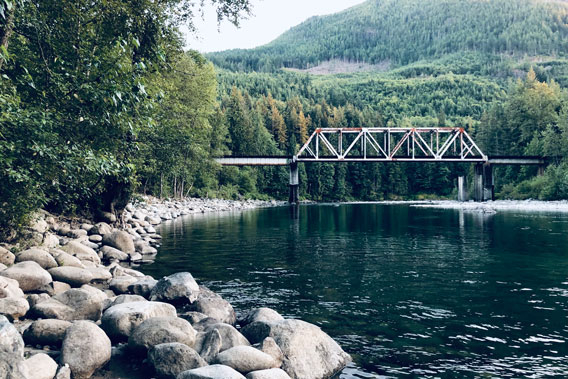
[215,127,547,203]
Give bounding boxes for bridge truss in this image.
[295,127,488,162]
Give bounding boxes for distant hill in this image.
[208,0,568,73]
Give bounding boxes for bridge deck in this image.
[214,156,546,166]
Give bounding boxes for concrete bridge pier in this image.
[474,163,494,202]
[289,161,299,204]
[457,176,467,202]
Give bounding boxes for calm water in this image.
[141,204,568,377]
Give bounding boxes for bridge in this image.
[215,127,547,203]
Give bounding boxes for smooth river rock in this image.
[0,246,15,266]
[31,288,104,321]
[148,343,206,379]
[15,248,58,269]
[150,272,200,304]
[246,369,291,379]
[102,230,135,254]
[215,345,280,374]
[240,308,284,327]
[184,286,236,325]
[128,317,197,352]
[242,319,351,379]
[177,365,246,379]
[52,250,84,268]
[0,261,52,292]
[23,353,58,379]
[61,321,111,379]
[23,319,72,347]
[48,266,94,287]
[101,301,177,340]
[61,241,100,265]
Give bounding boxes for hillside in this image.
[208,0,568,74]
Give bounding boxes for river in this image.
[141,203,568,377]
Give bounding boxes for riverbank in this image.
[410,199,568,213]
[0,197,350,379]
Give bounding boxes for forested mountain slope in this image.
[209,0,568,72]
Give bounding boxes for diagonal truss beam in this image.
[295,127,488,162]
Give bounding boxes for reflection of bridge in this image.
[215,127,547,203]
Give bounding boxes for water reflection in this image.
[141,204,568,377]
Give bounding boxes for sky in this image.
[185,0,367,53]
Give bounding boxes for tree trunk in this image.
[160,174,163,199]
[0,7,16,71]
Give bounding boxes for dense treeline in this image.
[0,0,252,235]
[208,0,568,72]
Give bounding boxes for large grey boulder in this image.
[15,248,58,269]
[0,246,15,266]
[128,277,158,298]
[184,287,235,325]
[0,261,52,292]
[52,250,84,268]
[246,368,291,379]
[100,245,129,261]
[241,319,351,379]
[48,267,94,287]
[61,241,100,265]
[23,319,72,347]
[101,301,177,340]
[86,266,113,282]
[240,308,284,327]
[194,323,250,356]
[129,317,197,352]
[31,288,104,321]
[0,315,24,356]
[150,272,200,304]
[0,297,29,321]
[258,337,284,366]
[148,343,206,379]
[0,276,24,299]
[23,353,58,379]
[177,365,246,379]
[215,346,280,374]
[102,231,135,254]
[61,321,111,379]
[103,294,147,311]
[196,328,222,363]
[109,275,139,294]
[89,222,112,236]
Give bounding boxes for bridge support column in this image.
[538,165,545,176]
[458,176,467,202]
[289,162,299,204]
[474,163,494,202]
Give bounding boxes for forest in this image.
[1,0,568,236]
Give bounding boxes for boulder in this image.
[128,277,158,298]
[177,365,246,379]
[61,241,100,265]
[0,261,52,292]
[30,218,49,233]
[26,293,51,308]
[148,343,206,379]
[42,233,60,249]
[109,276,138,294]
[0,297,29,320]
[52,281,71,294]
[150,272,200,304]
[48,267,94,287]
[15,248,58,269]
[242,319,351,379]
[99,211,117,223]
[23,353,58,379]
[31,288,104,321]
[88,234,103,243]
[240,308,284,327]
[23,319,72,347]
[258,337,284,366]
[102,231,135,254]
[0,263,5,271]
[246,368,291,379]
[0,315,24,356]
[67,229,88,239]
[89,222,112,236]
[103,294,147,311]
[52,250,84,268]
[101,301,177,340]
[0,355,29,379]
[197,328,222,363]
[81,240,99,250]
[179,311,209,325]
[0,246,15,266]
[215,346,280,374]
[61,321,111,379]
[128,317,197,352]
[86,266,112,282]
[0,276,24,298]
[135,241,158,255]
[100,245,129,261]
[55,364,72,379]
[195,323,250,355]
[184,287,236,325]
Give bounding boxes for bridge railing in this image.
[295,127,488,162]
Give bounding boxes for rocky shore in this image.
[0,197,350,379]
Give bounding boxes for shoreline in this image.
[0,196,350,379]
